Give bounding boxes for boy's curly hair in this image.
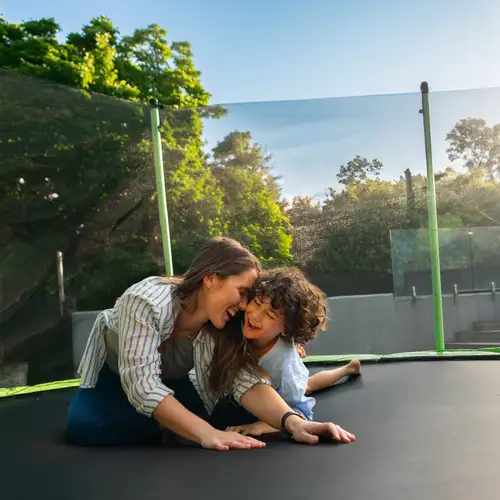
[251,266,328,346]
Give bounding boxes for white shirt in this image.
[78,276,270,418]
[258,337,315,421]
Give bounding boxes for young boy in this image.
[191,266,360,437]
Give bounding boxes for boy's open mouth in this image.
[247,318,258,330]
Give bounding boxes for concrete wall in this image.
[307,291,500,355]
[71,292,500,370]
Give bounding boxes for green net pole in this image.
[150,99,174,276]
[420,82,445,352]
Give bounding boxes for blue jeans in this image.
[66,362,257,446]
[66,363,207,447]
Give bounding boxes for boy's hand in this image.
[286,416,356,444]
[296,344,307,359]
[226,421,278,436]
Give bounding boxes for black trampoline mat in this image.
[1,360,499,500]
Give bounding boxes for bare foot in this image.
[346,359,361,376]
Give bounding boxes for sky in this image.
[204,87,500,201]
[2,0,500,199]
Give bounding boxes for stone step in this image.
[473,320,500,332]
[446,341,500,350]
[456,330,500,342]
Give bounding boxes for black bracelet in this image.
[281,411,305,438]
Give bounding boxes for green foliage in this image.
[0,16,82,86]
[292,139,500,278]
[446,118,500,180]
[210,132,292,266]
[64,241,161,310]
[159,107,226,271]
[0,12,292,321]
[337,156,383,186]
[2,11,500,330]
[0,67,156,317]
[0,14,211,106]
[66,16,119,51]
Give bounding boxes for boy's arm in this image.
[228,365,354,444]
[230,375,312,436]
[238,383,355,444]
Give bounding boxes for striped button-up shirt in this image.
[78,276,270,418]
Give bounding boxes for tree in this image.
[0,15,212,106]
[66,16,119,51]
[312,182,409,275]
[158,107,226,271]
[0,14,224,372]
[116,24,210,107]
[446,118,500,180]
[210,132,292,266]
[0,16,84,87]
[336,155,383,186]
[286,197,322,267]
[212,131,270,172]
[0,13,294,325]
[0,66,155,317]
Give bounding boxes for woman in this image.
[67,237,351,450]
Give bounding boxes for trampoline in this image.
[2,356,500,500]
[2,78,500,499]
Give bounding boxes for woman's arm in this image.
[116,293,175,415]
[152,394,265,450]
[116,293,265,450]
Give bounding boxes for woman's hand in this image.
[200,429,267,451]
[226,421,278,436]
[286,416,356,445]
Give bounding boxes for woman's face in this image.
[242,296,285,346]
[203,268,259,329]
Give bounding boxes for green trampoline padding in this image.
[0,379,81,399]
[306,347,500,363]
[1,348,500,399]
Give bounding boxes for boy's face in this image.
[242,296,285,346]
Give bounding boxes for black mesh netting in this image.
[0,68,159,384]
[3,70,500,385]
